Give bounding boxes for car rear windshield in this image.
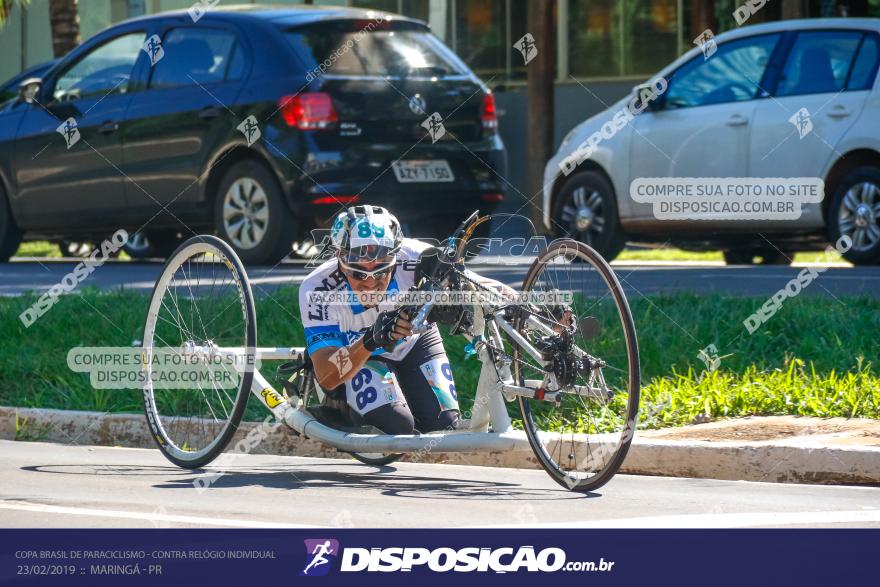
[285,21,469,78]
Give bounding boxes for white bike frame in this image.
[201,301,611,456]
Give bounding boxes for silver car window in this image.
[665,33,780,109]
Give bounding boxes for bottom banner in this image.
[2,529,876,585]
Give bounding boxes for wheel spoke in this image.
[866,222,880,245]
[572,187,586,208]
[854,227,867,249]
[223,202,243,222]
[234,182,247,208]
[861,182,877,204]
[844,189,860,212]
[253,204,269,224]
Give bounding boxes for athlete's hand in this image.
[363,309,413,351]
[390,309,414,340]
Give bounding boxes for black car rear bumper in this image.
[270,131,508,232]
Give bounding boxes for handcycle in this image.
[140,212,640,492]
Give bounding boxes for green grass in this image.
[617,249,724,262]
[14,240,131,261]
[1,288,877,430]
[15,241,63,258]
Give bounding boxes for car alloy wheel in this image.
[222,177,270,250]
[560,186,605,246]
[552,170,626,261]
[837,181,880,252]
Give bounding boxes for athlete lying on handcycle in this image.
[299,205,514,434]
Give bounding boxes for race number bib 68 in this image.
[345,361,403,415]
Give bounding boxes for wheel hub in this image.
[574,207,594,231]
[560,187,603,238]
[855,204,873,227]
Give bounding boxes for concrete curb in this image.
[2,406,878,485]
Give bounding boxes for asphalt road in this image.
[4,258,879,298]
[1,440,879,529]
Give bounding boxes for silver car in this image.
[543,19,880,265]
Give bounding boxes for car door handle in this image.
[97,120,119,134]
[199,106,223,120]
[827,105,851,119]
[725,114,748,127]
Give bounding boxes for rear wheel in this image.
[124,230,184,259]
[299,369,403,466]
[214,160,296,265]
[142,235,257,469]
[828,167,880,265]
[515,238,640,492]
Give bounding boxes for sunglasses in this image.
[339,258,396,281]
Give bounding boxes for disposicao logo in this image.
[301,539,339,576]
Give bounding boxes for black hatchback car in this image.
[0,5,506,264]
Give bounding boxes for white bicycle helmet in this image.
[330,205,403,262]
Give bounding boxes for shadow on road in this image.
[23,463,597,500]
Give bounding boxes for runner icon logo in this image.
[301,539,340,576]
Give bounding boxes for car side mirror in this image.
[630,81,665,113]
[18,77,42,104]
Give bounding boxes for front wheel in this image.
[515,238,640,492]
[552,171,626,262]
[142,235,257,469]
[828,167,880,265]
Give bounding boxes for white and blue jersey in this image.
[299,238,430,361]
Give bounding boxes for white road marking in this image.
[0,501,317,528]
[476,509,880,528]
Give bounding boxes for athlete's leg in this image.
[391,325,461,432]
[356,402,415,435]
[343,360,415,434]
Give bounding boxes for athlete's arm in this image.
[311,339,373,391]
[311,310,414,390]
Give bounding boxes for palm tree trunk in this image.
[48,0,79,58]
[526,0,556,232]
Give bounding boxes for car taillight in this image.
[311,195,360,205]
[278,93,338,130]
[481,93,497,131]
[351,18,392,31]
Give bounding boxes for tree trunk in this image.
[526,0,555,233]
[48,0,79,58]
[781,0,805,19]
[690,0,715,38]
